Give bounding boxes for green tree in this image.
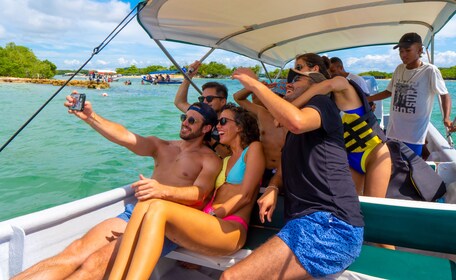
[0,42,57,78]
[198,61,231,77]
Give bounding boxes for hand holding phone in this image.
[69,93,86,111]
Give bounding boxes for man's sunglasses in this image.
[198,95,224,103]
[180,114,199,125]
[218,117,236,126]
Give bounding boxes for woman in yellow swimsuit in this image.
[108,104,265,280]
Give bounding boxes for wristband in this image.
[266,185,279,192]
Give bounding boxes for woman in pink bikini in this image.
[109,104,265,280]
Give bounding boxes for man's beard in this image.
[180,125,204,140]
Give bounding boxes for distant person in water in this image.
[108,104,265,280]
[12,98,221,280]
[368,32,455,156]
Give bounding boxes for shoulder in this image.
[307,95,336,109]
[245,141,264,160]
[245,141,263,155]
[422,62,441,74]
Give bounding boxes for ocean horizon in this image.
[0,77,455,221]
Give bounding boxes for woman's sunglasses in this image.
[218,117,236,126]
[198,95,223,103]
[180,114,199,125]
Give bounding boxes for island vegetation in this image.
[0,43,57,79]
[2,42,456,80]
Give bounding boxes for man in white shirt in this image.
[368,32,454,156]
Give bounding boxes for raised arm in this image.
[213,141,265,217]
[65,94,159,156]
[232,69,321,134]
[291,76,350,109]
[233,88,262,116]
[174,61,201,112]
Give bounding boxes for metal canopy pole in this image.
[153,39,204,95]
[429,34,454,147]
[260,61,273,83]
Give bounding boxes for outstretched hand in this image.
[64,90,93,121]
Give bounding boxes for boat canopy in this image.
[137,0,456,68]
[91,70,117,75]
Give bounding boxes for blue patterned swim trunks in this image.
[277,211,363,278]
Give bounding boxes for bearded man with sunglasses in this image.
[174,60,231,158]
[13,99,221,280]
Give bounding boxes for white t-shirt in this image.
[347,73,370,94]
[386,62,448,144]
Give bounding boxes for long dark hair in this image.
[295,53,331,79]
[221,103,259,149]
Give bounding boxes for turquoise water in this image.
[0,78,455,221]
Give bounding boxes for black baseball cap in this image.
[393,32,422,49]
[287,68,327,84]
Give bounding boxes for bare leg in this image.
[108,201,152,279]
[364,143,391,198]
[221,236,312,280]
[110,199,245,280]
[66,239,120,280]
[12,218,126,280]
[364,144,395,249]
[350,167,365,196]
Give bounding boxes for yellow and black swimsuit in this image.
[342,80,386,174]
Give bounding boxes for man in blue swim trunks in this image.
[223,69,364,279]
[13,98,221,280]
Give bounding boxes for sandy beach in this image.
[0,77,110,88]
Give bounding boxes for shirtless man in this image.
[12,98,221,280]
[175,60,231,157]
[234,87,287,187]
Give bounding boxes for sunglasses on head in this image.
[180,114,199,125]
[198,95,223,103]
[218,117,236,126]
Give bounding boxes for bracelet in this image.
[266,185,279,192]
[208,207,217,217]
[87,112,97,125]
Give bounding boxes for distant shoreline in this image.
[0,77,110,88]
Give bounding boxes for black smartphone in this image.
[70,93,86,111]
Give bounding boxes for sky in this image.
[1,0,456,74]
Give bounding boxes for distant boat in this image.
[142,70,183,85]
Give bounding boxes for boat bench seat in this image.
[165,195,456,279]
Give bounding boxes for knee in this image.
[220,268,238,280]
[78,251,110,277]
[59,238,88,264]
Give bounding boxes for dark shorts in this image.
[277,211,363,278]
[117,203,179,257]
